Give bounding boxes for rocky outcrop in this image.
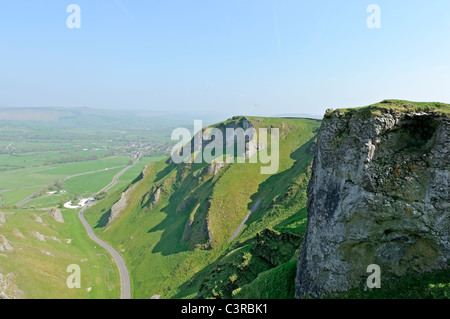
[152,188,161,206]
[223,117,259,160]
[12,229,24,239]
[0,235,14,253]
[40,250,55,257]
[207,162,227,177]
[28,231,59,243]
[296,106,449,297]
[180,117,263,164]
[107,185,136,226]
[0,212,6,224]
[0,273,24,299]
[47,208,64,223]
[30,231,46,242]
[222,117,268,160]
[108,193,128,226]
[34,215,43,223]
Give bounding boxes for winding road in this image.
[78,205,132,299]
[76,159,139,299]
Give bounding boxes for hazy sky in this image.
[1,0,450,117]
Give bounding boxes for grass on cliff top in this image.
[326,100,450,119]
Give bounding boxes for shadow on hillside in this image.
[145,133,316,258]
[154,161,177,182]
[94,209,111,229]
[241,135,316,235]
[147,157,221,256]
[145,196,191,256]
[146,168,211,256]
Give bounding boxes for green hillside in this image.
[84,116,321,299]
[0,208,120,299]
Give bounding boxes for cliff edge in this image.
[295,100,449,297]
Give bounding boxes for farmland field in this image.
[0,115,180,208]
[0,157,130,191]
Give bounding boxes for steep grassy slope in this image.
[85,116,320,298]
[0,208,120,298]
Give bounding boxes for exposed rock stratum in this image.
[296,102,449,297]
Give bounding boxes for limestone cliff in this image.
[47,208,64,223]
[178,116,262,164]
[295,101,449,297]
[0,235,14,253]
[0,212,6,224]
[0,273,24,299]
[107,185,136,226]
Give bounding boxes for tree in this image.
[94,191,107,201]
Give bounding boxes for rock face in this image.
[0,212,6,224]
[207,162,227,177]
[0,273,24,299]
[34,215,43,223]
[107,185,136,226]
[152,188,161,206]
[222,117,260,160]
[31,231,46,242]
[296,107,449,297]
[12,229,24,239]
[108,193,128,226]
[181,117,262,164]
[47,208,64,223]
[0,235,14,253]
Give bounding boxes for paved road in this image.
[98,159,140,194]
[76,160,141,299]
[76,158,141,299]
[78,205,132,299]
[60,165,127,183]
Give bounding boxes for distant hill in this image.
[0,106,225,127]
[0,106,193,129]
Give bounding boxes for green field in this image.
[1,187,43,206]
[0,157,130,191]
[63,167,125,195]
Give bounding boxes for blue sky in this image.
[1,0,450,117]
